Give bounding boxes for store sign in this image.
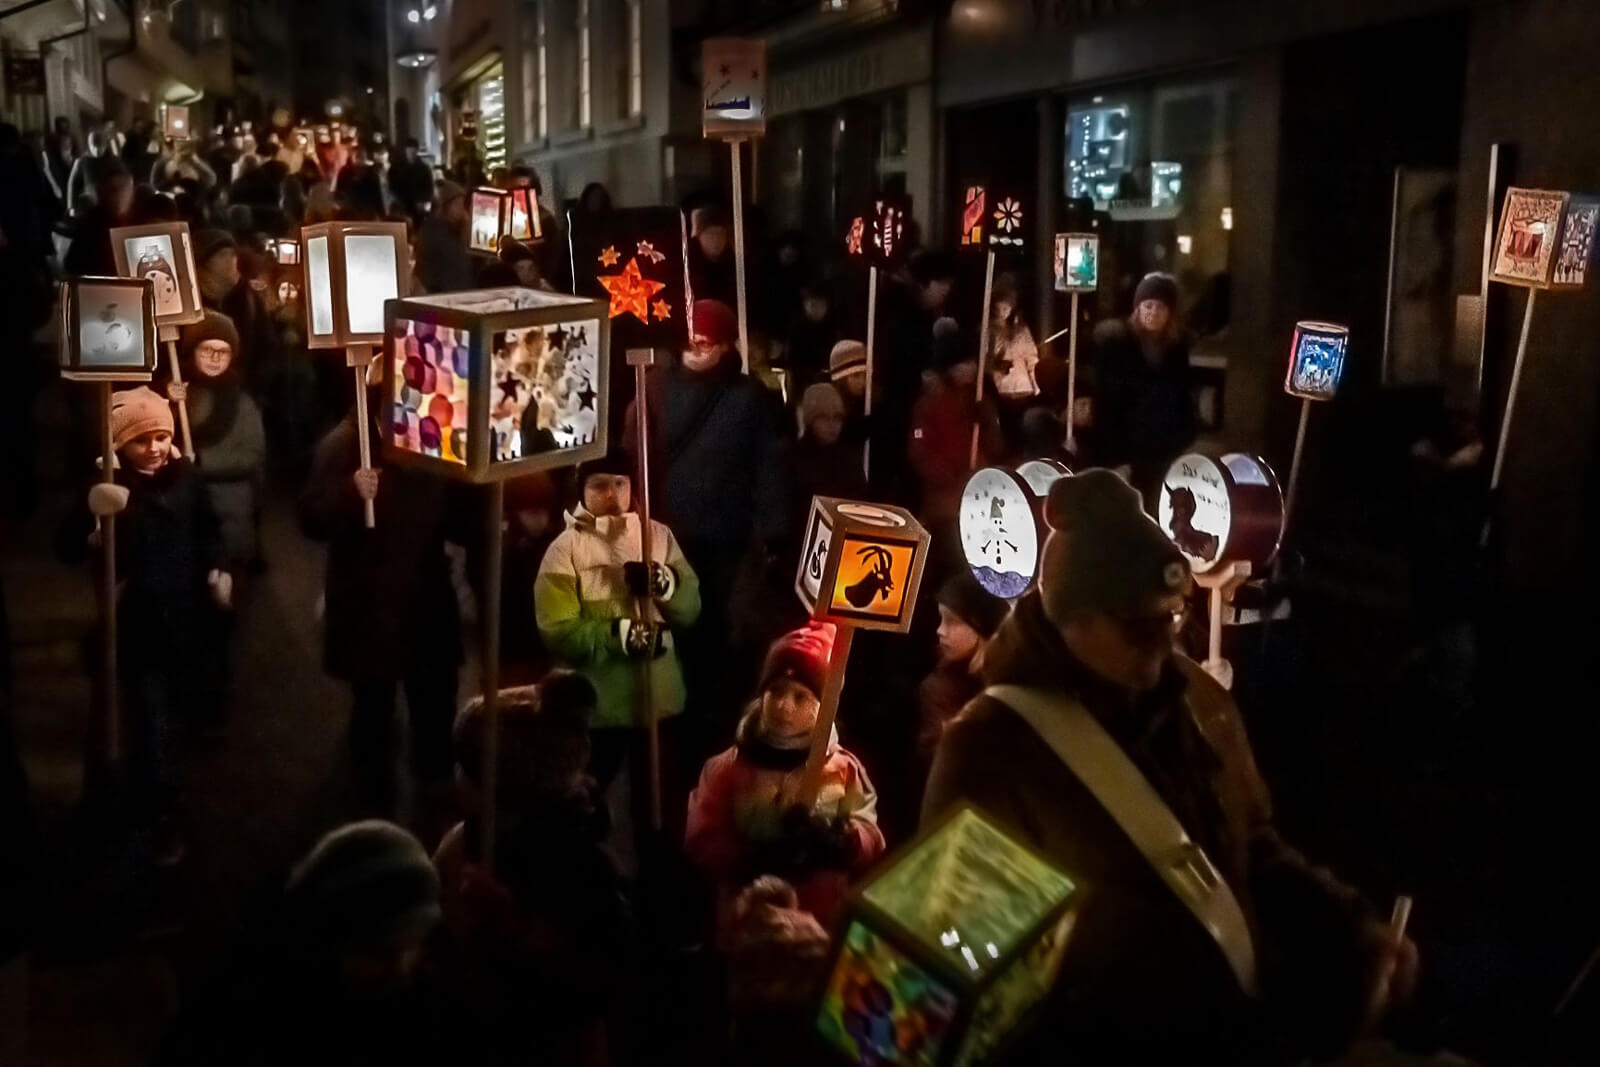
[703,38,767,138]
[769,28,933,118]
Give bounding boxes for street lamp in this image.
[405,4,437,22]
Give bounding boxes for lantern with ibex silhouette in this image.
[794,496,930,633]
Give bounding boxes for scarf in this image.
[188,368,243,454]
[733,703,838,771]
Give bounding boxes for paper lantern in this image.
[59,276,158,382]
[110,222,205,328]
[469,187,512,254]
[383,287,609,482]
[1551,196,1598,291]
[845,196,910,266]
[702,38,767,138]
[300,221,410,350]
[958,462,1070,600]
[162,104,190,140]
[1489,187,1569,289]
[271,238,301,266]
[1158,453,1284,575]
[509,186,541,242]
[567,206,690,352]
[959,184,1027,251]
[795,496,931,633]
[1053,233,1099,292]
[816,804,1083,1067]
[1284,321,1348,401]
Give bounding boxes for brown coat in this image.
[922,592,1375,1065]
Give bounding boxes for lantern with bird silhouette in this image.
[795,496,930,633]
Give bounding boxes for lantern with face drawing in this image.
[111,222,205,328]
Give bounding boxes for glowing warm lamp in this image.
[300,221,410,350]
[383,287,610,482]
[110,222,205,328]
[795,496,931,634]
[469,188,511,254]
[59,276,158,382]
[509,186,541,241]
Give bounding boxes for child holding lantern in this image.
[684,622,885,937]
[78,387,233,864]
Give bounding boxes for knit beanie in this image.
[453,670,597,798]
[1038,468,1190,626]
[691,299,738,346]
[797,382,845,437]
[284,820,440,946]
[1133,272,1179,311]
[937,570,1008,638]
[110,386,174,451]
[179,309,241,367]
[758,621,837,702]
[194,228,236,268]
[828,339,866,382]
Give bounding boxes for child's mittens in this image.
[208,569,233,610]
[167,381,187,404]
[613,617,665,659]
[88,483,130,518]
[622,560,677,601]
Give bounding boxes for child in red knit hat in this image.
[685,621,885,939]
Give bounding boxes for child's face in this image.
[122,429,173,475]
[838,372,865,399]
[936,605,982,666]
[760,676,820,738]
[194,339,233,378]
[810,410,844,446]
[582,474,631,517]
[803,297,828,322]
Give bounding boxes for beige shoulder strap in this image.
[986,683,1258,997]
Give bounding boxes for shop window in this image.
[877,92,908,182]
[479,69,507,171]
[577,0,592,129]
[614,0,642,119]
[522,1,549,141]
[1064,74,1236,339]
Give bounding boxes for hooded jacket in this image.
[923,591,1377,1064]
[533,509,701,730]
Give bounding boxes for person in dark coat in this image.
[195,229,281,401]
[62,157,135,277]
[916,571,1005,762]
[781,278,841,387]
[623,298,788,746]
[300,387,463,813]
[874,249,956,505]
[1088,271,1198,496]
[923,470,1418,1065]
[415,180,472,294]
[688,206,739,307]
[389,138,435,223]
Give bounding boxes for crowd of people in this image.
[0,114,1429,1066]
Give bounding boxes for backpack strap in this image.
[986,683,1258,997]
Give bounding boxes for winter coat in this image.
[688,242,738,307]
[790,435,867,530]
[299,414,462,683]
[1090,317,1197,490]
[189,383,265,566]
[923,591,1378,1064]
[916,659,981,760]
[624,355,788,551]
[533,509,701,730]
[415,215,473,294]
[907,379,1003,523]
[782,313,839,385]
[990,320,1040,398]
[686,706,885,933]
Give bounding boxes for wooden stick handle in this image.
[164,340,194,459]
[633,357,662,831]
[352,364,375,528]
[1490,288,1537,492]
[864,265,877,482]
[799,625,855,808]
[481,481,504,871]
[970,251,997,469]
[100,383,120,764]
[730,139,751,374]
[1066,291,1080,453]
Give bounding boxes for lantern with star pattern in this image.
[567,206,691,352]
[382,287,610,482]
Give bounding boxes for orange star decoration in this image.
[599,257,667,322]
[651,299,672,321]
[597,245,621,268]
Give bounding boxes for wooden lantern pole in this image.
[969,249,997,469]
[158,326,194,458]
[480,479,505,870]
[1065,290,1081,454]
[347,344,376,529]
[863,265,878,481]
[99,383,121,764]
[1281,396,1313,550]
[798,624,855,809]
[628,347,663,832]
[1490,289,1538,494]
[1193,561,1250,691]
[730,138,751,374]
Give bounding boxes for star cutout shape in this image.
[549,326,569,350]
[651,299,672,321]
[636,239,665,264]
[497,372,521,405]
[597,245,620,268]
[598,257,666,322]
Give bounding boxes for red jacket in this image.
[908,379,1003,522]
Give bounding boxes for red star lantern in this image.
[652,299,672,321]
[599,257,667,323]
[598,246,621,268]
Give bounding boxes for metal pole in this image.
[799,624,854,809]
[1490,289,1537,492]
[628,349,662,831]
[729,138,751,373]
[162,334,193,458]
[969,250,996,469]
[349,345,376,528]
[100,383,120,764]
[1281,397,1312,548]
[1065,290,1079,454]
[481,480,504,871]
[863,265,877,481]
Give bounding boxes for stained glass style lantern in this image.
[383,287,609,482]
[816,805,1084,1066]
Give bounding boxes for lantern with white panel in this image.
[383,287,609,482]
[59,276,158,383]
[958,460,1071,601]
[111,221,206,455]
[301,220,411,526]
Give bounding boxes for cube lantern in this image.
[816,805,1083,1066]
[300,221,410,350]
[383,287,609,482]
[162,104,190,141]
[468,187,521,254]
[59,276,158,382]
[271,237,301,266]
[1283,321,1349,401]
[110,222,206,328]
[510,186,541,242]
[795,496,931,633]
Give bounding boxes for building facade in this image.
[0,0,125,133]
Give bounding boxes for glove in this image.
[622,560,677,600]
[779,804,859,871]
[614,618,665,659]
[87,483,130,518]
